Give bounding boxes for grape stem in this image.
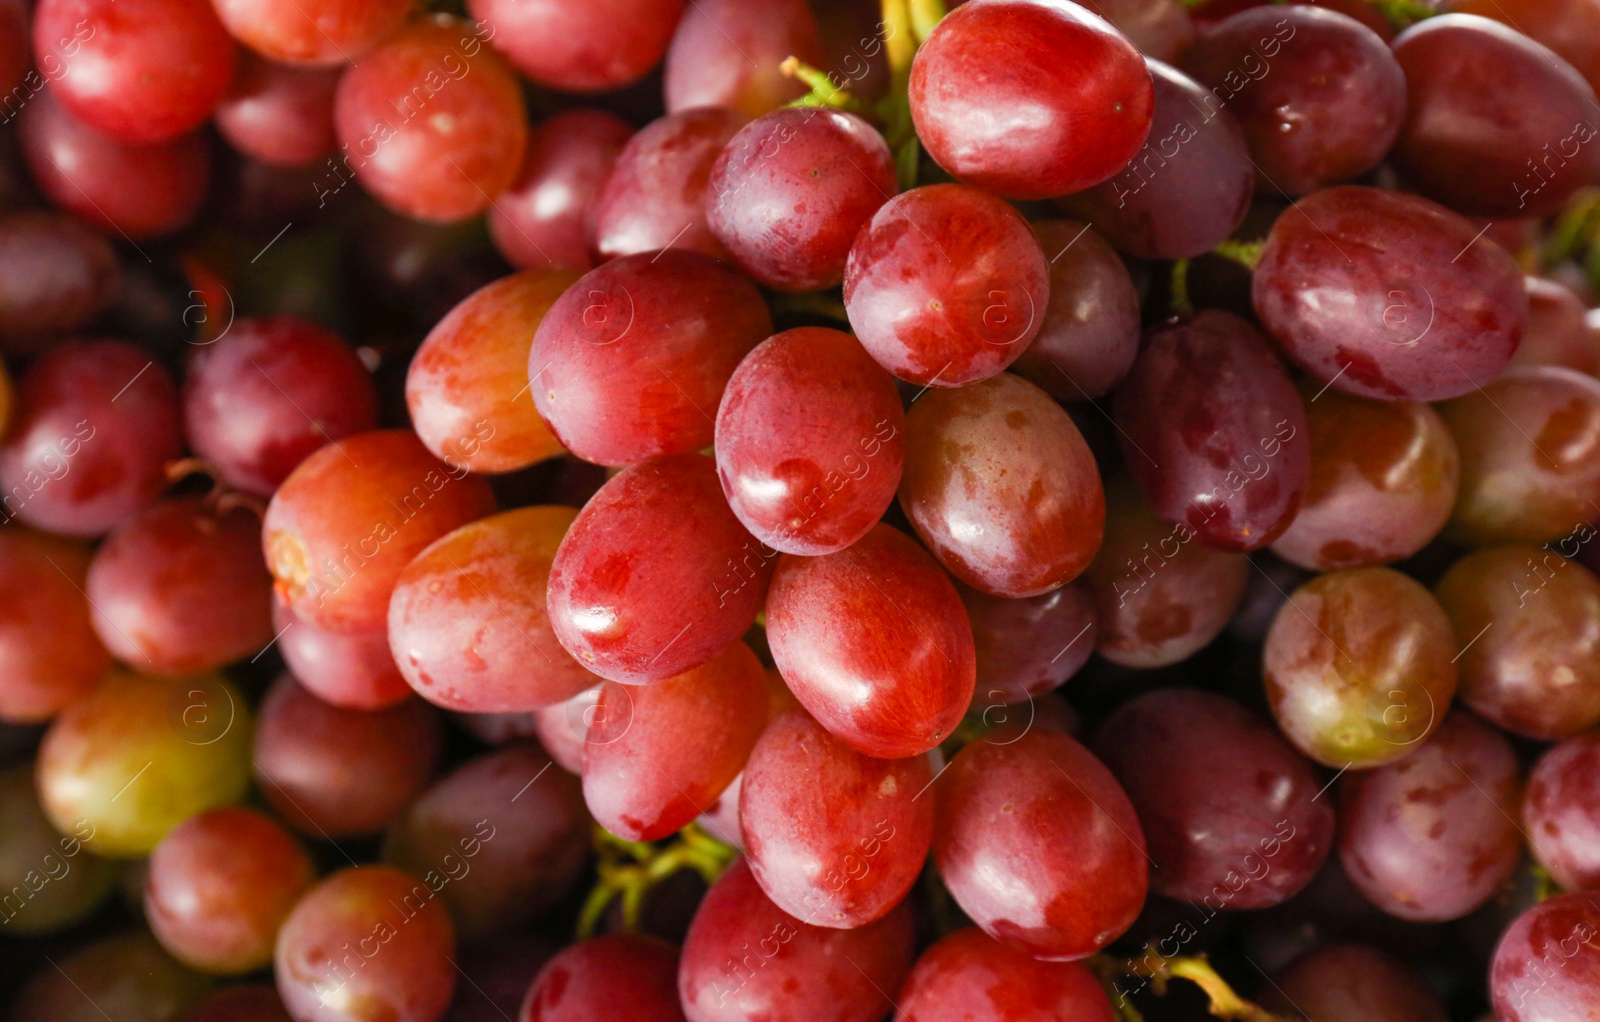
[1170,258,1194,318]
[909,0,947,41]
[781,57,863,111]
[1365,0,1439,30]
[1090,951,1297,1022]
[1210,237,1267,271]
[575,823,737,940]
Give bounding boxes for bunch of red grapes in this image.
[3,0,1600,1019]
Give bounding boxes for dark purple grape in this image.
[960,580,1097,705]
[1262,943,1448,1022]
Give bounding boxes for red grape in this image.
[1434,545,1600,740]
[0,209,121,351]
[1095,688,1334,911]
[385,744,589,940]
[583,639,767,841]
[664,0,825,118]
[1080,476,1250,668]
[253,673,442,838]
[520,932,685,1022]
[1263,943,1449,1022]
[488,110,631,272]
[909,0,1154,199]
[934,726,1147,960]
[1391,14,1600,218]
[590,107,748,263]
[468,0,685,93]
[1270,385,1460,571]
[20,88,209,238]
[892,926,1115,1022]
[332,15,527,222]
[145,806,317,974]
[715,326,905,556]
[766,523,975,759]
[34,0,236,143]
[1179,6,1406,195]
[546,453,773,684]
[1263,567,1458,768]
[1058,59,1253,259]
[0,528,110,723]
[215,53,339,167]
[844,184,1049,387]
[262,429,497,634]
[677,856,915,1022]
[1081,0,1194,60]
[1525,730,1600,892]
[407,269,578,474]
[0,338,182,538]
[1489,892,1600,1022]
[1338,710,1521,921]
[1513,276,1600,373]
[1114,309,1309,552]
[532,686,600,775]
[1252,185,1527,401]
[740,708,933,928]
[211,0,411,65]
[530,250,771,467]
[275,864,456,1022]
[707,108,896,293]
[388,506,598,713]
[961,580,1097,705]
[1451,0,1600,95]
[184,316,378,498]
[1010,219,1140,401]
[901,371,1105,594]
[274,595,411,710]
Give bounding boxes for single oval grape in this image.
[1010,219,1141,401]
[388,506,597,713]
[520,932,685,1022]
[1058,59,1253,259]
[468,0,685,93]
[1252,185,1527,401]
[740,708,934,928]
[34,0,236,143]
[215,53,339,168]
[0,337,182,538]
[488,110,632,272]
[1451,0,1600,95]
[546,454,774,684]
[766,523,975,759]
[707,108,897,293]
[1391,14,1600,218]
[901,371,1105,594]
[677,856,915,1022]
[333,15,527,222]
[1525,730,1600,892]
[211,0,411,65]
[1337,709,1521,921]
[1262,943,1449,1022]
[664,0,825,118]
[86,496,275,675]
[262,429,497,634]
[1434,545,1600,740]
[530,250,772,467]
[37,671,254,857]
[590,107,748,263]
[145,806,317,974]
[583,640,768,842]
[1095,688,1334,911]
[961,579,1097,705]
[715,326,906,556]
[183,316,378,498]
[20,86,209,238]
[1263,567,1458,768]
[274,595,411,710]
[1114,309,1309,551]
[1271,385,1460,571]
[0,529,110,723]
[908,0,1154,199]
[1179,6,1405,194]
[1080,476,1250,668]
[253,673,442,838]
[408,270,578,475]
[935,726,1147,960]
[1489,893,1600,1022]
[0,763,116,934]
[892,927,1115,1022]
[275,865,456,1022]
[385,744,589,941]
[0,210,121,349]
[1437,366,1600,547]
[844,184,1050,388]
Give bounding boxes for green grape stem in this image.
[1090,951,1298,1022]
[1210,237,1267,271]
[575,823,737,940]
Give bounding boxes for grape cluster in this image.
[1,1,1599,1021]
